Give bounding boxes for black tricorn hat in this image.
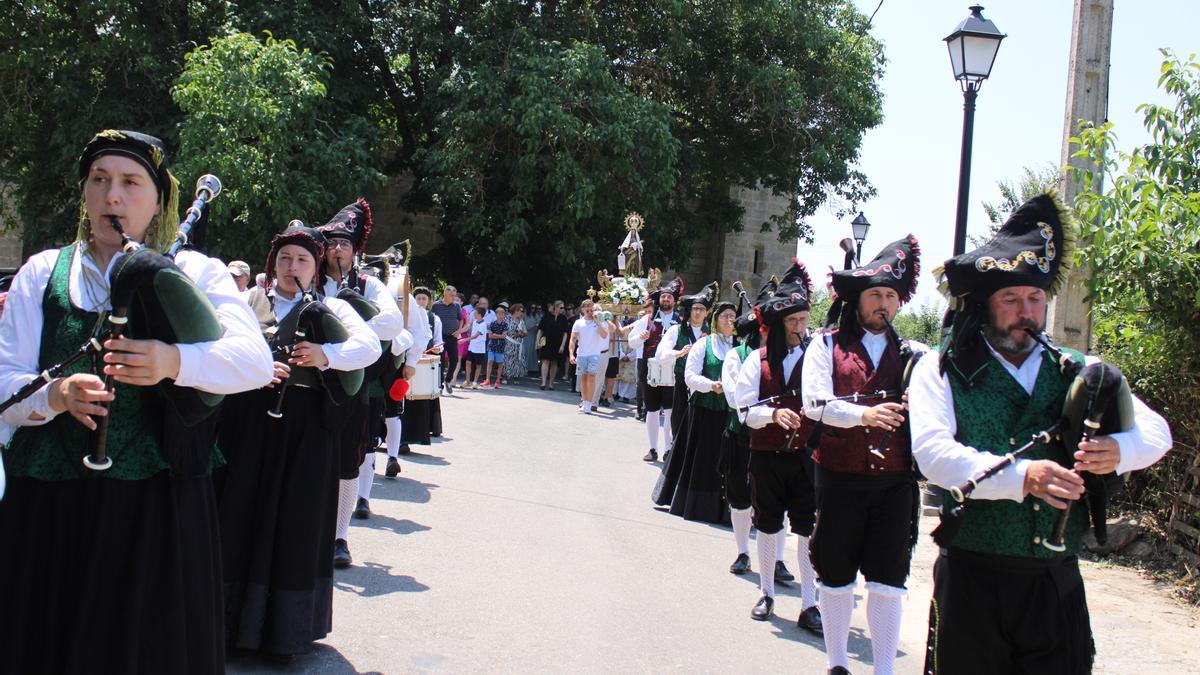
[755,260,813,326]
[650,276,684,304]
[681,280,719,312]
[318,198,374,254]
[831,234,920,305]
[937,192,1073,300]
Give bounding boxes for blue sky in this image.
[797,0,1197,311]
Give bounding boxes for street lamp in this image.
[850,212,871,264]
[945,5,1005,256]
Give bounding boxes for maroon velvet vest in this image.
[749,346,816,452]
[811,331,911,474]
[642,311,675,356]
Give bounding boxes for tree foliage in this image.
[1069,50,1200,531]
[172,31,386,263]
[0,1,885,302]
[975,163,1061,246]
[0,0,229,250]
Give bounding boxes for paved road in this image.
[230,380,1199,674]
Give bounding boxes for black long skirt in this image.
[652,404,730,524]
[669,378,689,442]
[399,398,443,445]
[0,471,224,674]
[215,386,338,657]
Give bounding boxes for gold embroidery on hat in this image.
[974,221,1056,274]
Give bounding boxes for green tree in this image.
[0,0,229,251]
[1069,50,1200,528]
[171,31,386,263]
[241,0,885,298]
[975,163,1061,245]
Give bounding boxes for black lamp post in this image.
[850,212,871,265]
[945,5,1006,256]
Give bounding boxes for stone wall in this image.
[665,185,796,302]
[363,171,443,258]
[0,184,22,269]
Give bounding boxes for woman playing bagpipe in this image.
[216,222,380,662]
[908,193,1172,675]
[801,235,927,674]
[0,130,274,673]
[651,285,733,524]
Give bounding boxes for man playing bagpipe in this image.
[733,260,821,632]
[627,275,683,462]
[316,199,427,567]
[0,130,275,672]
[720,278,779,577]
[909,193,1172,674]
[802,235,926,674]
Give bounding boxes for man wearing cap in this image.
[733,260,821,631]
[228,259,252,292]
[909,193,1172,674]
[628,276,682,461]
[803,235,926,674]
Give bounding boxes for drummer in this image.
[390,286,443,462]
[0,129,273,672]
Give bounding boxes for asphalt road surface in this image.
[228,380,1199,674]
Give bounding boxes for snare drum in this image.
[408,354,442,400]
[646,357,675,388]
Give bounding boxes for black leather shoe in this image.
[798,605,824,636]
[662,449,672,465]
[643,449,658,462]
[598,398,610,408]
[636,411,646,421]
[775,560,795,583]
[333,539,352,569]
[828,667,851,675]
[353,497,370,520]
[751,595,774,621]
[729,553,751,575]
[386,457,402,478]
[398,443,412,455]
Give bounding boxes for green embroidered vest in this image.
[693,336,728,412]
[5,245,172,480]
[727,343,754,433]
[673,323,707,380]
[942,347,1090,557]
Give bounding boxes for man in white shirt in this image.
[628,276,683,460]
[801,235,925,671]
[733,260,822,628]
[568,300,613,414]
[909,193,1172,674]
[316,199,414,567]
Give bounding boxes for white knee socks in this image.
[731,507,753,556]
[776,530,787,560]
[357,454,375,501]
[385,417,402,458]
[797,536,818,609]
[820,582,856,670]
[866,582,905,675]
[661,409,673,450]
[646,412,660,450]
[335,478,357,541]
[756,530,778,598]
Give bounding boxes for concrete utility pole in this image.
[1048,0,1113,351]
